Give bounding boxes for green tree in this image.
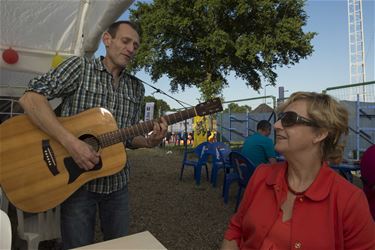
[130,0,315,101]
[141,96,171,120]
[224,103,251,113]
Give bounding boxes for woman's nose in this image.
[274,119,282,129]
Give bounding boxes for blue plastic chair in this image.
[180,142,210,185]
[209,142,231,187]
[223,151,256,211]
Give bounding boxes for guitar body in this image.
[0,108,126,213]
[0,97,223,212]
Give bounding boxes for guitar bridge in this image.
[42,139,59,176]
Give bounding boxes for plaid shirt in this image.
[27,56,145,194]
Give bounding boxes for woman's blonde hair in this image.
[278,91,349,163]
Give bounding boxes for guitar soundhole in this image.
[80,134,100,152]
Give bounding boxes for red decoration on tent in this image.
[2,47,19,64]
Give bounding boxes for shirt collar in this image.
[94,56,127,76]
[266,161,335,201]
[94,56,106,71]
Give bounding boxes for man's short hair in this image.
[107,20,140,38]
[257,120,271,131]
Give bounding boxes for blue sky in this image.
[96,0,374,109]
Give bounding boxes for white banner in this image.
[144,102,155,122]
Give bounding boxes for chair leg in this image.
[211,166,217,187]
[223,177,231,204]
[205,164,209,181]
[235,186,243,212]
[222,169,228,197]
[180,164,185,181]
[27,236,41,250]
[195,166,201,185]
[222,172,226,197]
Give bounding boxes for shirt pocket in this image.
[78,81,109,110]
[121,94,141,126]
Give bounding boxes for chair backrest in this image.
[182,141,211,164]
[229,151,256,186]
[0,210,12,250]
[195,141,211,162]
[211,142,231,162]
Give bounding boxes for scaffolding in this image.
[347,0,366,93]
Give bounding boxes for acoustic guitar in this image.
[0,98,222,213]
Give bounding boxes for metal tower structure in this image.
[348,0,366,85]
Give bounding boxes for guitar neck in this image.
[98,107,197,147]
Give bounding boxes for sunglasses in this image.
[277,111,319,127]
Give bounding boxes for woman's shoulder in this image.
[329,169,364,197]
[251,162,286,183]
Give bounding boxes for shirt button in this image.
[294,241,302,248]
[275,186,280,191]
[299,197,304,202]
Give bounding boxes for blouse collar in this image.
[266,161,336,201]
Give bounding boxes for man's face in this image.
[103,24,140,67]
[260,128,271,137]
[264,129,271,137]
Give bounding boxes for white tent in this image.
[0,0,134,97]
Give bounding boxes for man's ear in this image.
[313,129,328,144]
[102,32,111,47]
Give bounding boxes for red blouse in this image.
[260,210,291,249]
[224,162,375,249]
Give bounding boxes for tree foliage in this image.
[140,95,171,120]
[130,0,316,101]
[224,102,252,113]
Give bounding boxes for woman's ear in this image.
[313,129,329,144]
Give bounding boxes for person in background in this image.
[19,21,168,249]
[241,120,277,166]
[360,144,375,220]
[165,131,172,144]
[221,91,375,249]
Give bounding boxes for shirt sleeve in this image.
[224,166,263,245]
[26,56,82,99]
[343,189,375,249]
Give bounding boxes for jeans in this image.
[60,186,129,249]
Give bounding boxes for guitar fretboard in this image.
[98,107,197,148]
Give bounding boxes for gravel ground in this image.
[9,147,237,249]
[126,147,234,249]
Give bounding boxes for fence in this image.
[324,81,375,160]
[216,96,276,143]
[323,80,375,102]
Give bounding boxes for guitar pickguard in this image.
[64,157,102,184]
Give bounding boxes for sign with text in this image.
[144,102,155,122]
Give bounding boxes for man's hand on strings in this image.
[146,117,168,148]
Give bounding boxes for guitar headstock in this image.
[195,98,223,116]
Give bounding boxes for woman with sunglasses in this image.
[221,91,375,250]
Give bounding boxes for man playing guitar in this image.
[19,21,168,249]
